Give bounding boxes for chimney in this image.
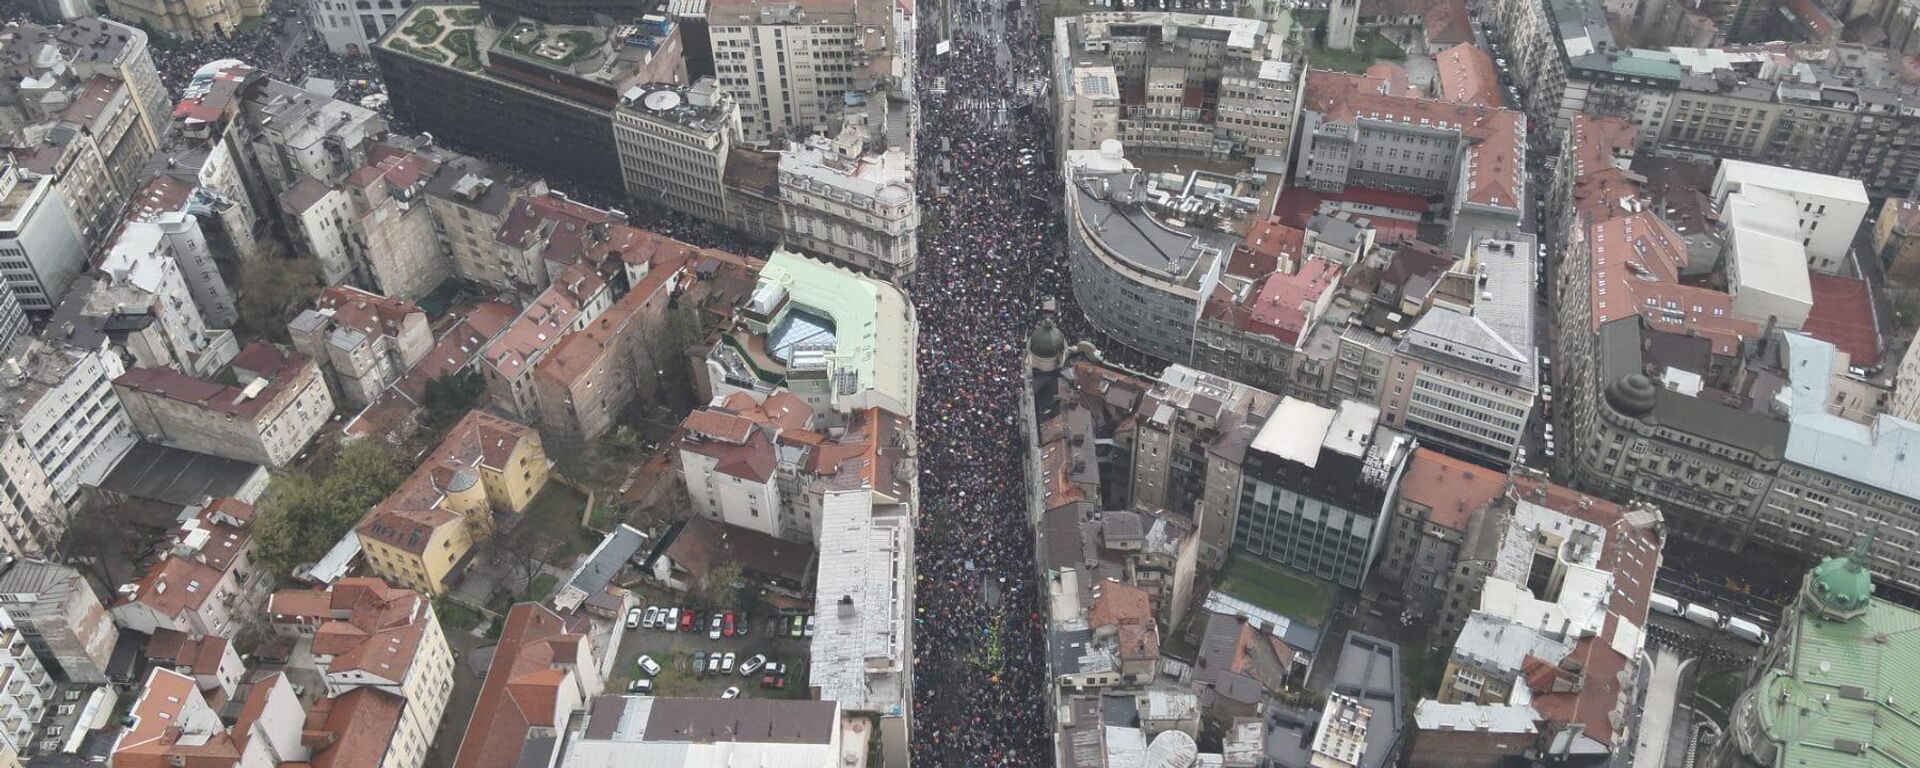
[837,594,855,618]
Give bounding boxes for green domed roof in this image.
[1030,317,1067,359]
[1805,537,1876,621]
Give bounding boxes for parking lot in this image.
[610,601,817,701]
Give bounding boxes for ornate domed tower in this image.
[1028,316,1068,373]
[1802,534,1875,622]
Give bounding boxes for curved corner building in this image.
[1065,157,1228,365]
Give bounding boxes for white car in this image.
[720,652,737,674]
[636,655,662,676]
[625,608,643,629]
[628,679,653,694]
[709,614,724,640]
[722,687,742,699]
[740,654,768,677]
[641,606,660,629]
[663,608,679,632]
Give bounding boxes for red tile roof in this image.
[483,265,605,381]
[1231,219,1306,280]
[313,286,423,342]
[451,604,590,768]
[1240,259,1343,345]
[1508,477,1661,751]
[1396,449,1507,532]
[115,344,315,420]
[1434,43,1501,108]
[305,688,404,768]
[1304,69,1526,211]
[113,668,241,768]
[1587,212,1755,356]
[272,578,432,683]
[118,500,257,617]
[1803,273,1880,366]
[532,252,689,386]
[357,411,537,554]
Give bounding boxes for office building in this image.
[1064,151,1230,365]
[613,77,739,225]
[1052,12,1304,175]
[1232,398,1410,589]
[1712,160,1868,276]
[0,341,134,512]
[0,163,84,314]
[375,6,686,196]
[777,132,917,281]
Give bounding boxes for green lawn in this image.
[522,483,596,557]
[1306,30,1406,74]
[435,599,485,633]
[1400,643,1448,698]
[1219,556,1332,623]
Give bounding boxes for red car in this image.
[678,609,695,632]
[760,674,786,689]
[723,611,737,637]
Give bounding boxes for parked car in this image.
[678,609,694,632]
[720,652,737,674]
[641,607,660,629]
[737,611,751,637]
[628,679,653,694]
[804,615,816,637]
[636,655,662,676]
[625,608,643,629]
[789,615,805,638]
[763,661,787,676]
[723,612,736,638]
[664,608,680,632]
[707,653,723,674]
[709,614,724,640]
[691,651,707,675]
[760,674,786,689]
[740,654,768,676]
[722,686,742,699]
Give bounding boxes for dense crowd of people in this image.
[909,0,1065,763]
[149,12,378,106]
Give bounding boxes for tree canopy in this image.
[253,441,406,581]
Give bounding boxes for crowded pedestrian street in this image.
[909,0,1065,762]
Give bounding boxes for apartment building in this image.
[58,220,241,378]
[480,263,612,418]
[531,244,700,440]
[1420,482,1661,761]
[356,411,548,595]
[614,76,739,225]
[114,668,411,768]
[0,613,50,760]
[0,341,134,513]
[545,697,852,767]
[111,498,268,638]
[0,559,116,684]
[706,0,900,145]
[267,578,455,768]
[1130,365,1280,567]
[288,286,433,409]
[114,344,336,467]
[421,156,547,293]
[450,604,603,768]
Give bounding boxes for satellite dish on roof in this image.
[643,90,682,111]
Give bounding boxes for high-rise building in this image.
[613,77,740,225]
[706,0,902,145]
